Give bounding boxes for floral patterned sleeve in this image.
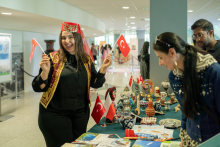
[180,128,200,147]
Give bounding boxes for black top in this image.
[208,40,220,64]
[32,52,105,111]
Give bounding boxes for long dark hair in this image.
[58,32,89,64]
[153,32,207,119]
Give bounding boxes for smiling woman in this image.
[32,22,112,147]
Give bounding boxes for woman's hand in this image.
[40,54,50,73]
[100,53,112,73]
[179,139,183,147]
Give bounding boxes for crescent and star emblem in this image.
[120,40,125,49]
[96,102,103,112]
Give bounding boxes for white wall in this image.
[0,29,23,53]
[23,31,59,93]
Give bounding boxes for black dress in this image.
[32,52,105,147]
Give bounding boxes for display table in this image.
[88,96,181,146]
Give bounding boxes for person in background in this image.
[154,32,220,146]
[139,41,150,79]
[32,22,112,147]
[101,44,111,62]
[91,43,97,64]
[191,19,220,63]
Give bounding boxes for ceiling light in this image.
[218,19,220,20]
[132,27,137,29]
[131,22,135,24]
[93,34,96,35]
[122,7,129,9]
[2,13,12,15]
[145,18,150,21]
[130,17,135,19]
[188,10,193,12]
[81,28,84,30]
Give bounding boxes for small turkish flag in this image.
[137,78,140,84]
[129,75,133,87]
[91,95,105,124]
[116,35,130,57]
[140,75,143,84]
[29,39,39,63]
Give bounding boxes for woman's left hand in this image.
[100,53,112,73]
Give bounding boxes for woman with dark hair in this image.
[153,32,220,146]
[139,41,150,79]
[32,22,112,147]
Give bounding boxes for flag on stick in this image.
[129,75,133,87]
[103,95,116,121]
[91,95,105,124]
[29,38,45,63]
[116,35,130,57]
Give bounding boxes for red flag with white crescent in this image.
[91,95,105,124]
[116,35,130,57]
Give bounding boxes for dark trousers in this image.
[38,104,90,147]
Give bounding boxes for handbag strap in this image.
[197,101,220,128]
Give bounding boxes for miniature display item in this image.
[140,92,146,101]
[174,104,180,113]
[117,95,131,116]
[155,111,165,115]
[161,97,178,106]
[120,116,137,129]
[135,93,140,115]
[170,95,175,103]
[158,119,181,128]
[142,79,154,96]
[164,102,171,111]
[154,86,160,97]
[145,100,155,117]
[140,100,148,111]
[120,86,135,100]
[160,92,167,98]
[140,117,157,125]
[146,94,152,101]
[155,95,161,102]
[161,98,165,105]
[161,78,170,97]
[153,101,161,111]
[132,81,140,97]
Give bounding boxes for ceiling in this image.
[62,0,220,34]
[0,0,220,37]
[0,6,104,37]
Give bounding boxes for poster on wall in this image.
[130,38,138,66]
[0,33,12,83]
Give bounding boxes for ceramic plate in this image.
[158,119,181,128]
[142,79,154,95]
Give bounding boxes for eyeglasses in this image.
[155,36,171,47]
[192,31,208,40]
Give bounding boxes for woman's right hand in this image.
[40,54,50,73]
